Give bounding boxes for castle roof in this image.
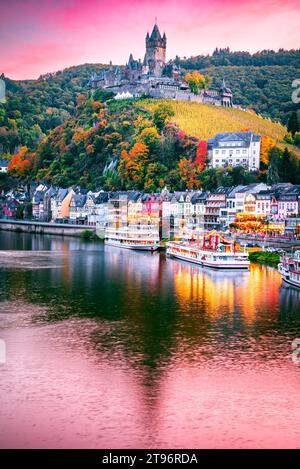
[220,78,232,94]
[150,24,162,41]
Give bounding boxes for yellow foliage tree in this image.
[185,71,208,94]
[260,135,276,165]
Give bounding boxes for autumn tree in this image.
[195,141,208,172]
[178,158,201,189]
[136,127,160,154]
[260,135,276,166]
[118,142,149,189]
[185,71,209,95]
[8,146,36,178]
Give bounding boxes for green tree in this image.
[153,103,175,131]
[280,147,294,182]
[267,147,280,184]
[287,112,300,137]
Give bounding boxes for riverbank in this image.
[249,251,280,267]
[0,219,100,238]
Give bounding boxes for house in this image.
[190,191,207,230]
[225,185,247,227]
[204,188,229,230]
[208,132,261,171]
[69,193,88,224]
[51,188,74,221]
[0,159,9,174]
[1,197,19,218]
[274,186,300,220]
[244,191,272,217]
[233,183,268,214]
[32,184,49,220]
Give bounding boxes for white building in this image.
[0,159,9,173]
[208,132,261,171]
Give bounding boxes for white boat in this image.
[167,231,250,269]
[278,250,300,288]
[105,225,160,251]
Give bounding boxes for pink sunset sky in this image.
[1,0,300,80]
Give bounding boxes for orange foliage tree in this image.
[178,157,201,189]
[118,142,149,189]
[260,136,276,165]
[195,140,208,172]
[8,146,36,178]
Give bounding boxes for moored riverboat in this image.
[278,250,300,288]
[167,231,250,269]
[105,225,160,251]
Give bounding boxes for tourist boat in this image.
[278,251,300,288]
[166,231,250,269]
[105,225,160,251]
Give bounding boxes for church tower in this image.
[145,24,166,77]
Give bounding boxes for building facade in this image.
[208,132,261,171]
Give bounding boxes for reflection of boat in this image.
[167,231,250,269]
[278,251,300,288]
[105,225,160,251]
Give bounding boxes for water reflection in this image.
[0,231,300,448]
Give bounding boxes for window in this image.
[236,150,240,154]
[222,150,226,154]
[215,150,219,154]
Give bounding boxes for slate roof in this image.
[72,194,87,208]
[209,132,261,150]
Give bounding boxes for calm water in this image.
[0,231,300,449]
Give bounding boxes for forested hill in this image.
[175,49,300,121]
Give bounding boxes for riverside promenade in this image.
[234,233,300,249]
[0,219,98,237]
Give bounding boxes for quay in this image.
[0,219,98,238]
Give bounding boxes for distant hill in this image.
[0,52,299,155]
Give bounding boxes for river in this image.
[0,231,300,448]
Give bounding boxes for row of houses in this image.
[1,182,299,236]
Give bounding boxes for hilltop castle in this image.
[89,24,233,107]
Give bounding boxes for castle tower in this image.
[145,24,166,77]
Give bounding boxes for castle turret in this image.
[145,24,166,77]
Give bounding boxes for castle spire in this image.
[150,24,162,41]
